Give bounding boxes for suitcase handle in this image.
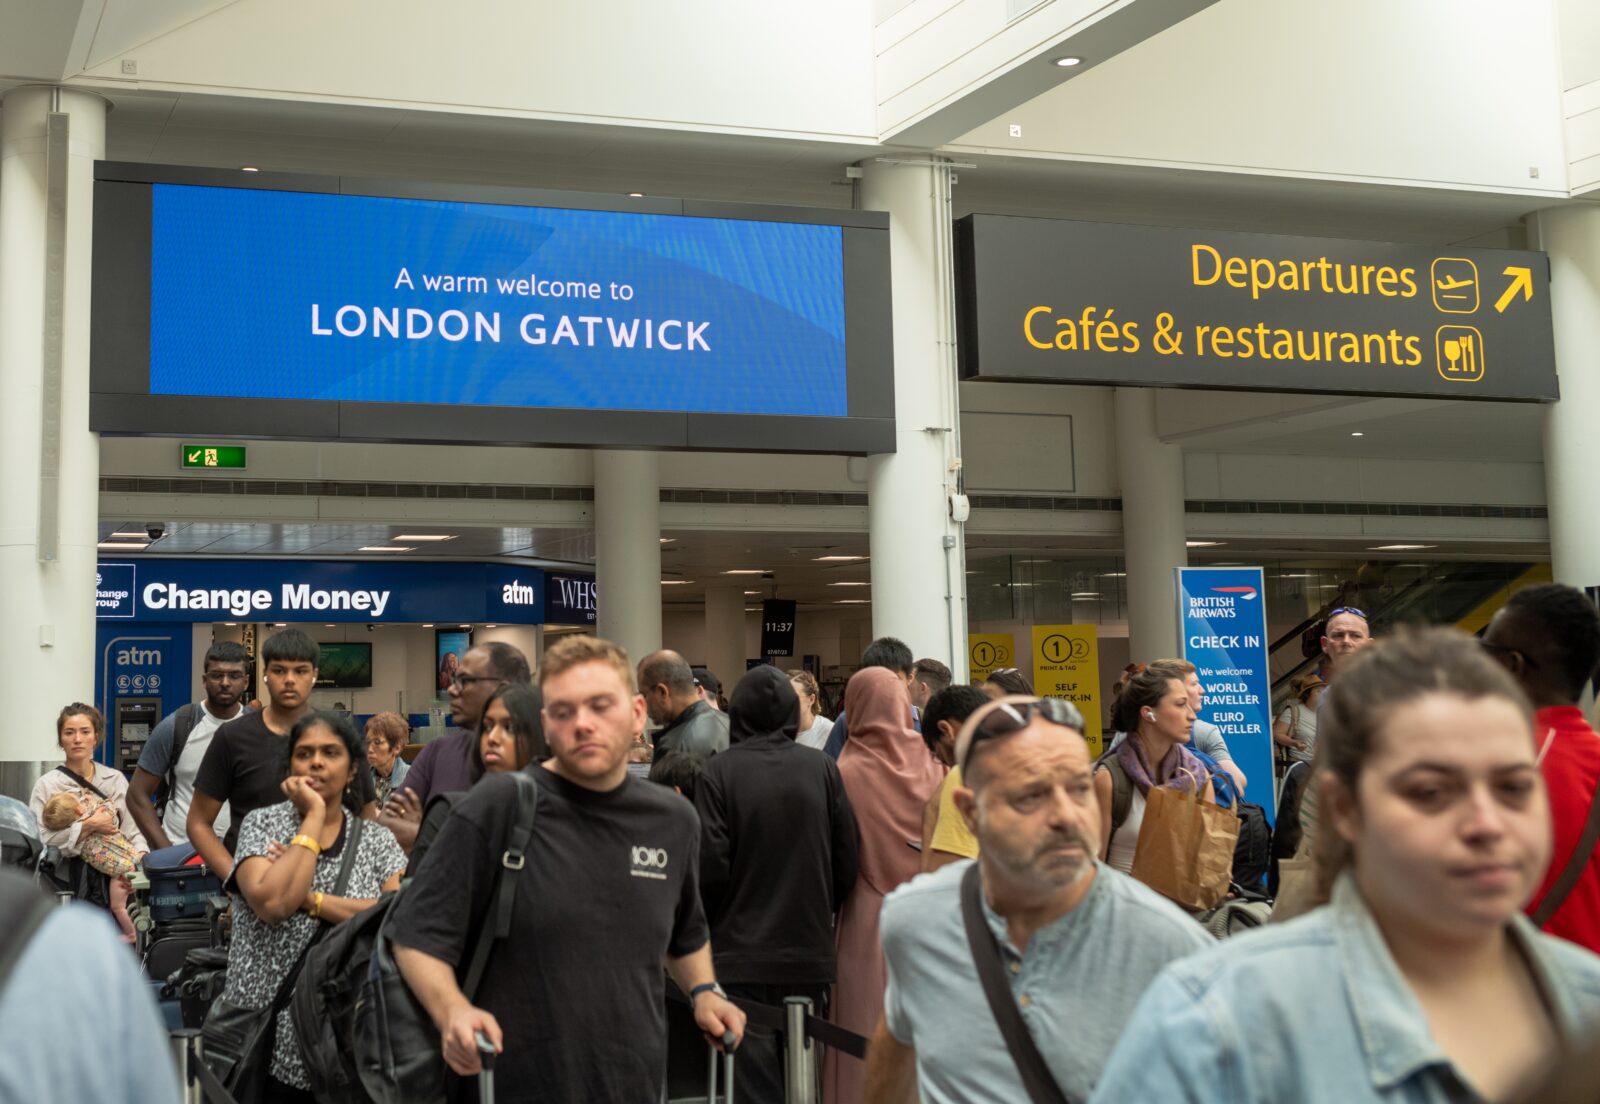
[706,1038,736,1104]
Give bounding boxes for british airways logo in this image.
[1211,586,1258,600]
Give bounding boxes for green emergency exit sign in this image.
[180,444,247,470]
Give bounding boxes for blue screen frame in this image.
[90,163,895,455]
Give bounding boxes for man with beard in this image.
[866,696,1209,1103]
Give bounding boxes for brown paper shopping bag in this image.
[1129,768,1240,911]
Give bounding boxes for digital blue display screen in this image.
[149,184,847,416]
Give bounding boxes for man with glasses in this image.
[127,640,251,850]
[1482,584,1600,953]
[866,696,1209,1103]
[381,641,532,850]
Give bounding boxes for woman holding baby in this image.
[29,702,149,938]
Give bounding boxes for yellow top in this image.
[928,767,980,860]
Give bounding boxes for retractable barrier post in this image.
[170,1029,202,1104]
[784,997,815,1104]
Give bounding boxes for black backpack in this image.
[294,771,537,1104]
[154,702,203,818]
[1230,802,1273,895]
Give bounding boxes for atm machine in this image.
[113,697,162,775]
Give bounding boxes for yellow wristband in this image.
[289,834,322,856]
[308,891,324,919]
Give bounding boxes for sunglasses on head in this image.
[960,697,1082,775]
[1326,607,1368,622]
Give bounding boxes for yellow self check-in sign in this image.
[1031,624,1103,757]
[956,216,1557,402]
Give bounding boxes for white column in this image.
[1114,387,1188,661]
[859,158,965,674]
[703,585,746,692]
[593,450,662,668]
[1531,206,1600,590]
[0,87,106,799]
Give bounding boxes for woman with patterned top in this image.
[220,711,406,1104]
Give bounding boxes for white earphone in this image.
[1143,710,1155,721]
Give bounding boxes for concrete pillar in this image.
[859,158,965,675]
[1531,206,1600,590]
[1113,387,1187,661]
[703,585,746,696]
[0,87,106,799]
[593,450,662,670]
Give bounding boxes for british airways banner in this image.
[1175,566,1275,823]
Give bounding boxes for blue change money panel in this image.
[1175,566,1276,823]
[149,184,846,417]
[93,559,582,626]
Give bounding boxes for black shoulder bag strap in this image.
[461,771,538,999]
[960,864,1075,1104]
[54,765,111,801]
[1533,787,1600,926]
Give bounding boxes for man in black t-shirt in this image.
[188,628,377,877]
[391,635,746,1104]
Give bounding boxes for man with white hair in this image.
[866,696,1208,1103]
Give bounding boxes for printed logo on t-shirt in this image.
[630,845,668,880]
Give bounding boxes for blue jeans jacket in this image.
[1090,873,1600,1103]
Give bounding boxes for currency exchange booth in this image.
[92,559,593,771]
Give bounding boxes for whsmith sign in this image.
[955,215,1558,401]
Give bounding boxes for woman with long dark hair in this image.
[212,712,406,1103]
[1093,629,1600,1103]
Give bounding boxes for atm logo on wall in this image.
[97,564,137,619]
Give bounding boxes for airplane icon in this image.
[1431,258,1479,313]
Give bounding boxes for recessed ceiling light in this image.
[628,192,644,197]
[1016,559,1050,564]
[97,541,148,550]
[744,590,762,596]
[661,579,694,585]
[1369,544,1434,551]
[1101,572,1127,578]
[828,582,871,587]
[722,569,768,575]
[395,534,455,542]
[813,555,867,562]
[1280,573,1316,579]
[460,624,472,629]
[1350,431,1365,437]
[1186,540,1224,548]
[659,537,676,544]
[1052,56,1083,67]
[835,599,870,604]
[325,624,336,628]
[359,545,413,552]
[241,166,260,172]
[110,530,150,539]
[485,624,498,629]
[273,623,286,627]
[422,623,435,628]
[1071,592,1099,598]
[224,622,238,627]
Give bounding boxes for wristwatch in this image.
[689,982,727,1004]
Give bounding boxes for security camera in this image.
[145,523,166,541]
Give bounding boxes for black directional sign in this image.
[955,214,1558,402]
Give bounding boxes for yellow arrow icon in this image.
[1494,266,1532,313]
[186,450,201,462]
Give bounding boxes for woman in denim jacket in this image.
[1092,628,1600,1104]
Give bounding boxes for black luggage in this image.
[164,945,231,1029]
[141,842,223,923]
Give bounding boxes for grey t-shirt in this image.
[137,700,244,842]
[882,859,1211,1103]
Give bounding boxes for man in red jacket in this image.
[1483,583,1600,952]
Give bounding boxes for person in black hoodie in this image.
[694,665,861,1103]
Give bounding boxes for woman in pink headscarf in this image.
[824,666,945,1104]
